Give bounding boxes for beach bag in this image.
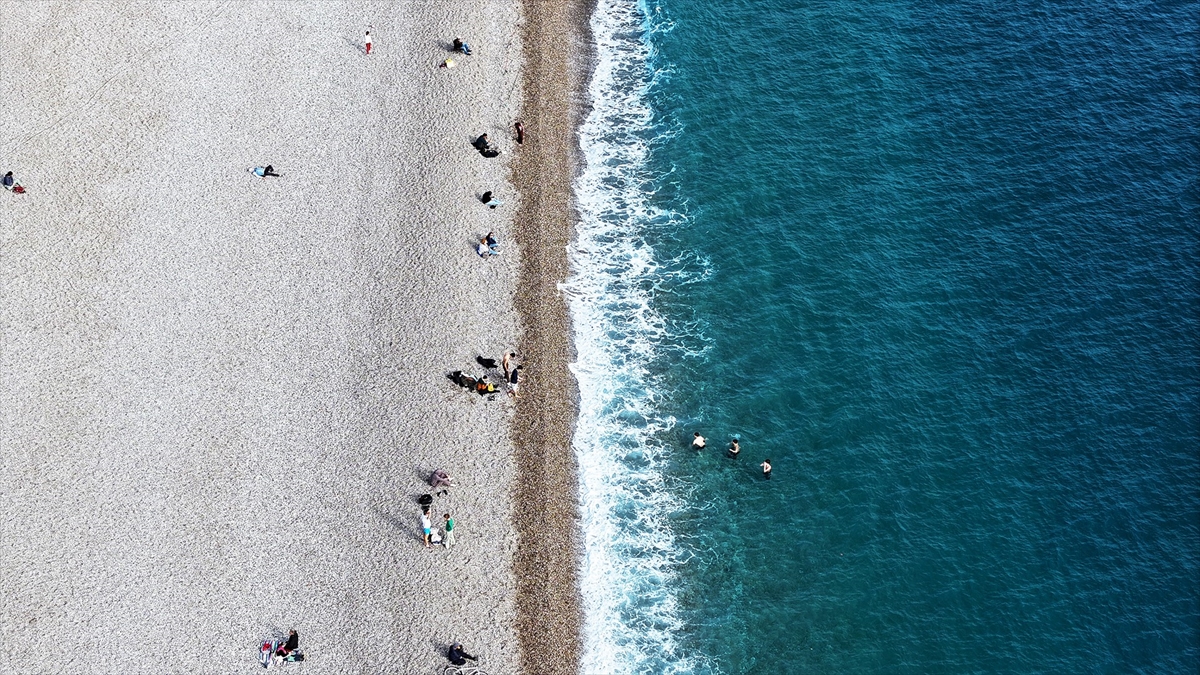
[418,494,434,507]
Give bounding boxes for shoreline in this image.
[511,0,594,672]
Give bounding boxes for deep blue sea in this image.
[566,1,1199,673]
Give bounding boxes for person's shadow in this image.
[344,37,365,54]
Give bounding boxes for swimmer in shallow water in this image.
[727,438,740,458]
[692,432,706,450]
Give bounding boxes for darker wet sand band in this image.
[512,0,593,673]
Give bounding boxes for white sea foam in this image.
[566,1,703,673]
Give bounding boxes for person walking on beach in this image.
[421,511,433,548]
[365,28,373,54]
[515,120,525,144]
[443,513,455,550]
[692,432,706,450]
[761,458,772,480]
[727,438,740,459]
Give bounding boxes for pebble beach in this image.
[0,1,582,672]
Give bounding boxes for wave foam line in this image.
[565,1,702,673]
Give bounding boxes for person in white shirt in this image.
[421,511,433,548]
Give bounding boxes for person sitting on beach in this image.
[481,191,502,209]
[2,171,24,194]
[477,235,499,257]
[430,469,453,488]
[475,379,496,395]
[452,37,472,55]
[727,438,740,458]
[692,432,706,450]
[473,134,490,152]
[447,643,477,666]
[273,629,300,663]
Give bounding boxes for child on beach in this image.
[365,29,372,54]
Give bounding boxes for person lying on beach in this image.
[452,37,472,55]
[430,469,453,488]
[251,165,281,178]
[447,643,477,666]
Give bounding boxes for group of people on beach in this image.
[692,432,772,479]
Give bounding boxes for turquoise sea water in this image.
[569,1,1198,673]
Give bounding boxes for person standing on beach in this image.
[365,28,373,54]
[443,513,455,550]
[515,121,525,144]
[503,352,517,379]
[692,432,706,450]
[507,365,521,398]
[421,511,433,548]
[761,459,772,480]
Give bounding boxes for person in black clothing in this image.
[452,37,471,55]
[447,642,477,666]
[473,134,490,152]
[274,629,300,663]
